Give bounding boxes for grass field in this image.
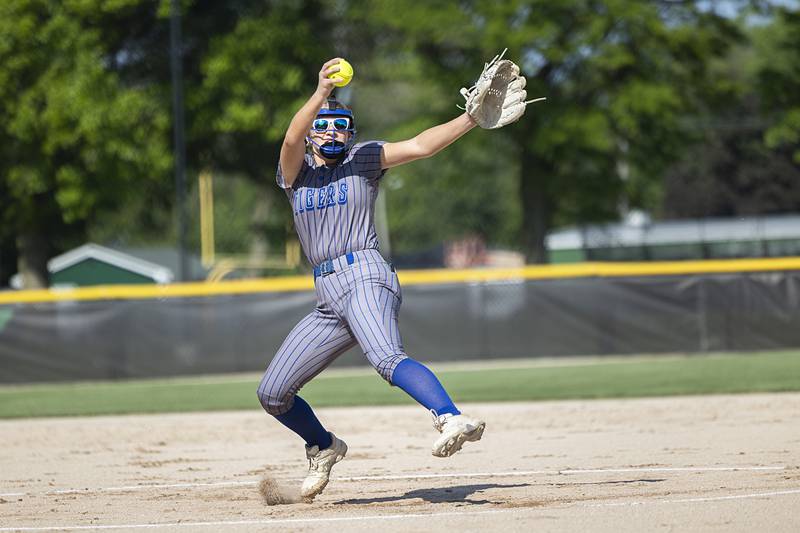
[1,350,799,419]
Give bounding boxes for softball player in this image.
[258,58,486,501]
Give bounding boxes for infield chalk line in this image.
[3,488,800,532]
[0,465,785,498]
[589,487,800,507]
[339,465,786,481]
[0,509,509,531]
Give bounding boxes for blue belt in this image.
[313,252,355,279]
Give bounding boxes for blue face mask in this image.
[320,141,347,158]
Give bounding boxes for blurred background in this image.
[1,0,800,389]
[3,0,800,286]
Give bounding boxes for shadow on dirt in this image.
[334,482,530,505]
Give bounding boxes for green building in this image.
[11,244,174,288]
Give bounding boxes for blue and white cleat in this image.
[300,432,347,501]
[431,412,486,457]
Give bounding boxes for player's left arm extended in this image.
[380,112,477,170]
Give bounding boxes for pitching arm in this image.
[279,59,342,187]
[380,112,477,170]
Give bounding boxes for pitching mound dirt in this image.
[1,394,799,532]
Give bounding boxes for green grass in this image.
[1,351,799,419]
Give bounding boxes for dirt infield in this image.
[1,393,799,532]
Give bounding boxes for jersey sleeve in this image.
[276,155,310,190]
[350,141,386,181]
[276,161,292,189]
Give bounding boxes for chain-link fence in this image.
[2,266,799,383]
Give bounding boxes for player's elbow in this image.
[409,137,436,161]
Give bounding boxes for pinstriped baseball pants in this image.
[257,249,407,415]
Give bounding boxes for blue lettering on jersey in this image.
[295,182,349,215]
[305,189,314,211]
[325,184,336,208]
[317,187,326,210]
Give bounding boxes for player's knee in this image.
[256,386,294,416]
[371,352,408,383]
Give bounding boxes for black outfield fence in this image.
[1,260,799,383]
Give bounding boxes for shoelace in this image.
[307,449,324,472]
[431,409,454,432]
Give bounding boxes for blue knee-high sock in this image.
[273,396,332,449]
[391,358,460,416]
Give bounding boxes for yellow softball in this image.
[329,59,353,88]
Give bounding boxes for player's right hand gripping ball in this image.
[329,59,353,88]
[460,49,546,129]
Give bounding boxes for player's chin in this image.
[318,141,347,159]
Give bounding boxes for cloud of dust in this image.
[258,475,304,505]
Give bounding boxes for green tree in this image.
[661,5,800,219]
[85,0,336,266]
[757,7,800,163]
[1,0,336,286]
[184,0,332,262]
[357,0,755,262]
[0,0,172,287]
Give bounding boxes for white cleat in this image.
[300,432,347,501]
[431,412,486,458]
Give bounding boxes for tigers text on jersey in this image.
[277,141,386,266]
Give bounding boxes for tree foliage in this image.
[2,0,799,287]
[662,5,800,218]
[0,0,332,286]
[0,0,173,286]
[757,7,800,163]
[356,0,758,261]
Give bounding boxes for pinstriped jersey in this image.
[277,141,386,266]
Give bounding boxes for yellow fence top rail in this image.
[2,256,800,305]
